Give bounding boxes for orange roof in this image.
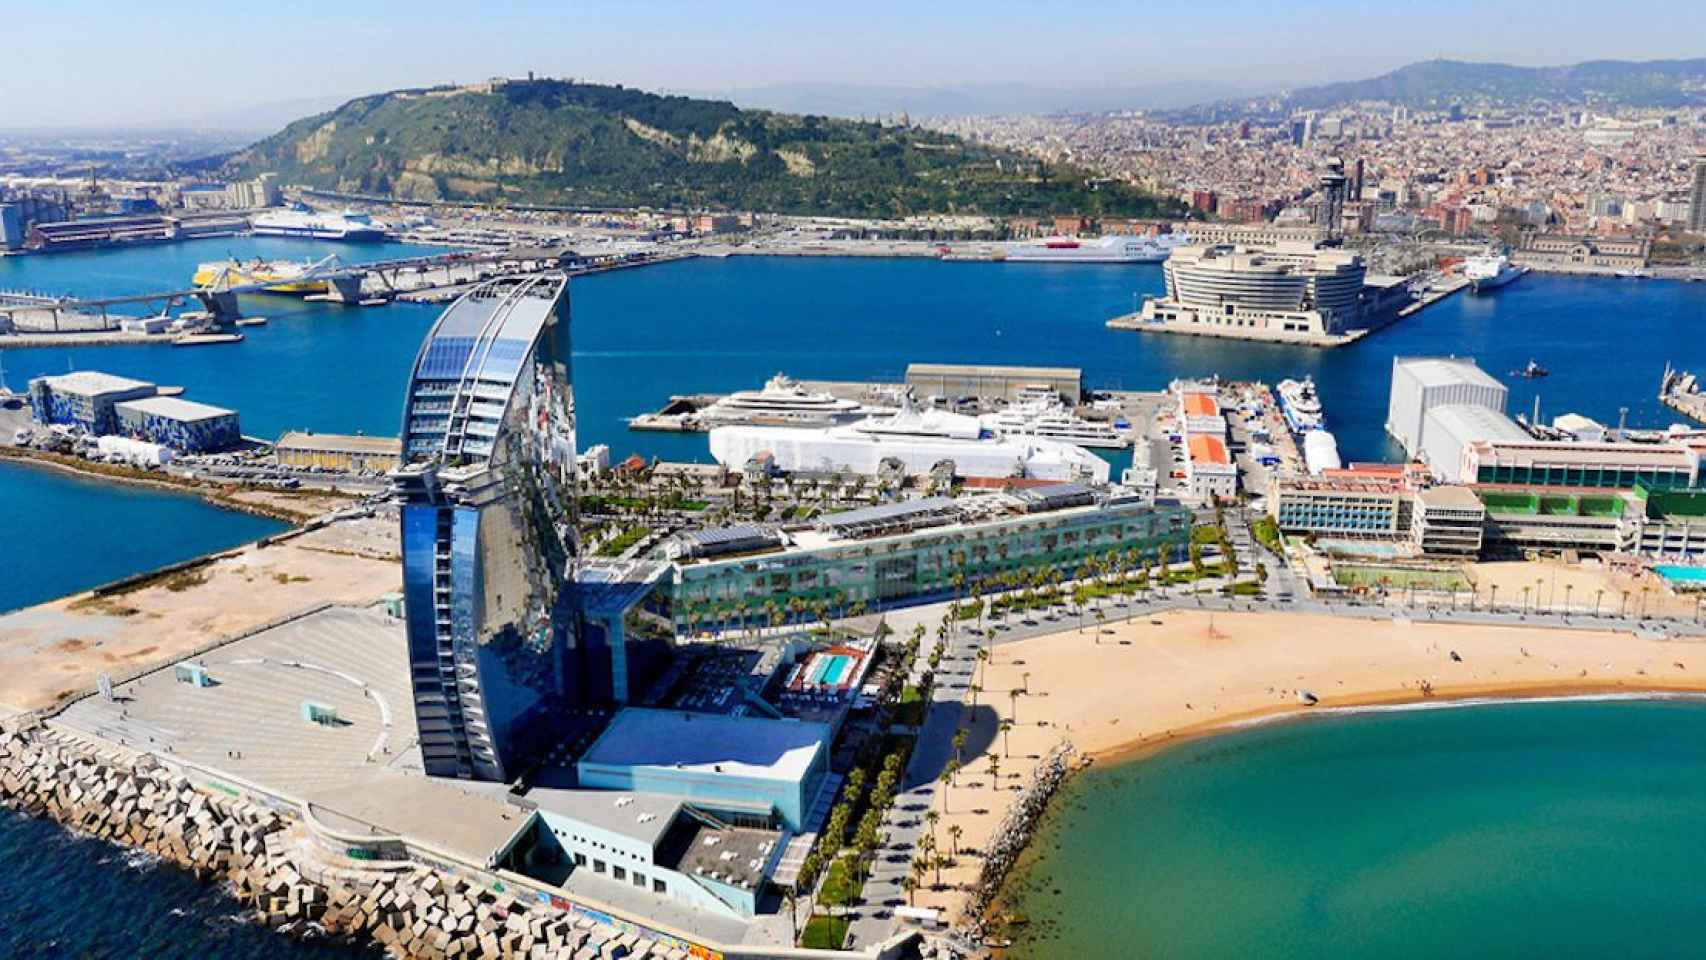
[1188,434,1230,465]
[1182,393,1219,417]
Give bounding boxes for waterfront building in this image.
[1517,234,1649,271]
[1689,154,1706,234]
[391,274,581,782]
[1141,241,1367,338]
[1167,222,1324,247]
[0,203,22,250]
[1386,356,1509,463]
[113,396,240,453]
[1420,404,1530,482]
[905,363,1081,404]
[1269,475,1409,538]
[1185,434,1237,502]
[27,370,157,435]
[668,491,1193,632]
[1461,439,1701,491]
[1409,484,1487,556]
[274,431,402,474]
[576,708,829,833]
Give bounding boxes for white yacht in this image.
[251,204,389,241]
[1002,233,1187,264]
[708,397,1109,483]
[1276,377,1324,432]
[981,389,1128,449]
[698,373,880,427]
[1463,252,1528,292]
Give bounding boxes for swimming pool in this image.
[1655,565,1706,584]
[811,654,852,686]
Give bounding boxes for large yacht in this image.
[1002,233,1187,264]
[981,388,1128,449]
[191,257,329,295]
[698,373,880,427]
[251,204,390,241]
[1463,251,1528,292]
[1276,377,1324,432]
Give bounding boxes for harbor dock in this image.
[1661,364,1706,424]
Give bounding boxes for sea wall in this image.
[0,725,659,959]
[960,742,1079,941]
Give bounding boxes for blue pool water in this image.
[1656,565,1706,583]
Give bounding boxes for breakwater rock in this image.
[0,726,639,959]
[959,743,1078,943]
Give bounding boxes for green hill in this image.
[1286,57,1706,110]
[224,78,1178,218]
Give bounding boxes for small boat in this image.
[1511,359,1549,379]
[172,333,244,346]
[1614,268,1653,279]
[234,316,268,327]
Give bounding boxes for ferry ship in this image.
[1463,252,1528,292]
[1276,377,1324,432]
[191,257,328,295]
[250,204,389,242]
[1002,233,1187,264]
[981,387,1128,449]
[697,373,879,428]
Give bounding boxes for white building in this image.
[1142,241,1367,337]
[707,403,1109,484]
[1386,356,1509,461]
[1420,404,1530,482]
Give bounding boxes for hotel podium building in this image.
[392,275,581,782]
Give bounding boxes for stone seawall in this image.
[0,725,655,959]
[959,743,1079,942]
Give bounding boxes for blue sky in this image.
[7,0,1706,127]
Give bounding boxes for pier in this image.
[1661,364,1706,425]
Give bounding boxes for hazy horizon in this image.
[6,0,1706,129]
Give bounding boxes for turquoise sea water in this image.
[1001,699,1706,959]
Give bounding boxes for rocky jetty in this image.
[0,725,656,959]
[958,743,1079,943]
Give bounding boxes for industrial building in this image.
[1419,404,1530,482]
[1386,356,1510,464]
[668,491,1193,632]
[274,431,402,473]
[27,371,158,435]
[904,363,1081,404]
[1517,234,1649,271]
[114,396,240,453]
[1141,241,1368,337]
[1461,439,1701,491]
[391,274,582,783]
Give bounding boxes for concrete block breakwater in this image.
[961,743,1078,941]
[0,727,636,960]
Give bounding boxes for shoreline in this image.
[918,607,1706,935]
[0,445,346,525]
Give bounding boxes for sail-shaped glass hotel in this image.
[392,275,580,782]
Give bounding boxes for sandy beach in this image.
[914,608,1706,923]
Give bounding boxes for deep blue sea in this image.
[0,238,1703,955]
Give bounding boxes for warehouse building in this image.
[1386,356,1508,461]
[114,396,240,453]
[27,370,158,434]
[905,363,1081,403]
[274,431,402,473]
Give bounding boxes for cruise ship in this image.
[708,398,1109,483]
[697,373,880,428]
[981,388,1128,449]
[1463,252,1528,292]
[1276,377,1324,432]
[190,257,329,295]
[251,204,389,241]
[1002,233,1187,264]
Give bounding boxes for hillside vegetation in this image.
[225,79,1178,218]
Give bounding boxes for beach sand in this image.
[912,608,1706,923]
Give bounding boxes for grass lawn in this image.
[802,915,849,949]
[818,857,861,906]
[894,685,927,727]
[1334,564,1469,592]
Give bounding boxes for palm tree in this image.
[938,767,954,813]
[1009,687,1021,725]
[783,883,801,941]
[901,873,919,907]
[924,808,940,849]
[968,683,982,709]
[948,823,963,860]
[986,754,1001,789]
[1000,718,1014,758]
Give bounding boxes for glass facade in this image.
[393,275,580,782]
[670,502,1194,632]
[1475,463,1694,490]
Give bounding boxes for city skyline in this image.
[6,0,1706,128]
